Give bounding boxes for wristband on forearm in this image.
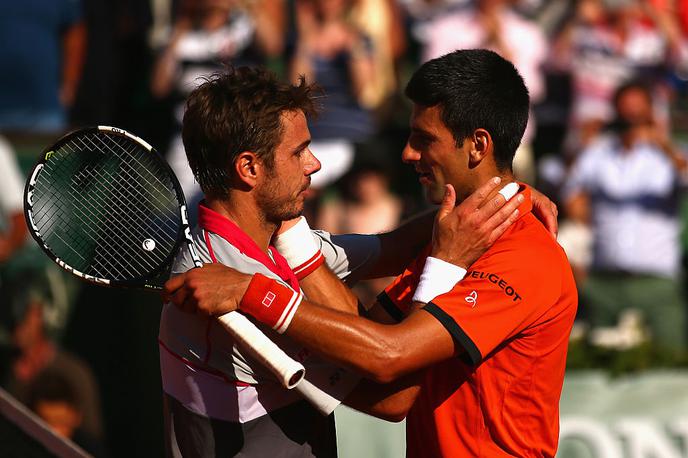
[412,257,467,304]
[273,217,325,280]
[240,273,303,334]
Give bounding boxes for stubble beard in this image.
[256,175,306,224]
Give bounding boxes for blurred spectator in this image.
[551,0,685,152]
[27,370,107,456]
[290,0,378,189]
[0,0,86,132]
[0,137,28,264]
[563,81,687,355]
[349,0,407,111]
[316,161,402,305]
[152,0,285,203]
[4,293,104,443]
[317,162,402,235]
[400,0,469,22]
[0,136,29,377]
[412,0,547,183]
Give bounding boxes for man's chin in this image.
[423,185,446,205]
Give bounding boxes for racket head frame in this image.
[24,125,202,291]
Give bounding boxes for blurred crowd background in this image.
[1,0,688,456]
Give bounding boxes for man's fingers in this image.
[534,199,558,238]
[488,207,521,244]
[463,176,502,211]
[163,273,187,300]
[545,202,559,237]
[475,182,520,222]
[436,184,456,221]
[484,193,524,231]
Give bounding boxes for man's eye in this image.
[409,135,431,150]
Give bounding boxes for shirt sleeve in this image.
[313,230,382,283]
[424,248,560,366]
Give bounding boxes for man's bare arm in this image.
[343,372,422,422]
[367,210,435,278]
[298,264,360,314]
[283,299,456,383]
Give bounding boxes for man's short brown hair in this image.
[182,66,320,199]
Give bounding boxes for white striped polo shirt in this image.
[159,203,381,457]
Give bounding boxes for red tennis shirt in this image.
[379,185,577,457]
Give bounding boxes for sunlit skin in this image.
[204,109,320,251]
[255,110,321,224]
[403,104,510,205]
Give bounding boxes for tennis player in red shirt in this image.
[166,49,577,457]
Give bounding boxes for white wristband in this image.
[412,257,467,304]
[273,217,320,269]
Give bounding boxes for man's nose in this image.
[401,142,420,164]
[305,148,321,175]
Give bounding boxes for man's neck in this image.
[467,171,516,204]
[205,195,277,253]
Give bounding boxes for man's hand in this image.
[431,178,523,268]
[530,188,558,237]
[162,263,252,316]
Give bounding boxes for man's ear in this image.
[234,151,260,188]
[468,129,492,167]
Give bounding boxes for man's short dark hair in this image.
[405,49,529,171]
[182,66,320,199]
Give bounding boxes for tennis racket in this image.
[23,126,305,389]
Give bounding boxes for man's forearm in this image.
[344,372,422,422]
[368,209,435,278]
[299,264,360,314]
[282,300,455,384]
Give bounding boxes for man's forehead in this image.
[281,109,306,123]
[278,110,310,146]
[410,104,445,134]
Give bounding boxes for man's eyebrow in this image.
[410,127,436,140]
[293,139,311,153]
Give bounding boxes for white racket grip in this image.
[216,312,306,389]
[293,379,342,416]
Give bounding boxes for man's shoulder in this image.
[172,228,269,276]
[481,213,571,284]
[464,215,576,321]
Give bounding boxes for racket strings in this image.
[69,138,178,244]
[91,135,181,222]
[38,142,164,270]
[80,135,181,231]
[36,145,164,279]
[62,167,162,277]
[58,139,176,277]
[73,136,179,276]
[30,131,184,281]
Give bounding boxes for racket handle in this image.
[216,311,305,389]
[293,378,345,416]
